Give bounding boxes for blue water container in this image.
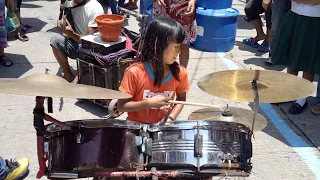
[191,7,239,52]
[146,6,153,24]
[140,0,154,14]
[196,0,233,9]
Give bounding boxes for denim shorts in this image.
[50,34,79,59]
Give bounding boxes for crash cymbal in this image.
[198,70,315,103]
[0,74,132,99]
[188,107,267,132]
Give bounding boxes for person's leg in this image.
[14,0,28,41]
[108,0,117,14]
[311,76,320,115]
[0,2,12,67]
[288,70,314,114]
[244,0,267,45]
[50,34,78,82]
[118,0,125,8]
[266,0,291,66]
[179,44,189,68]
[0,157,8,180]
[287,67,298,76]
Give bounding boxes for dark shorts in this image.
[245,0,272,29]
[50,34,79,59]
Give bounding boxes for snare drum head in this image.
[148,120,250,132]
[46,119,141,132]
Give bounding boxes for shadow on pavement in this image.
[0,53,33,78]
[243,57,286,71]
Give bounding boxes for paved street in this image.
[0,0,319,179]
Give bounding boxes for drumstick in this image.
[168,100,223,109]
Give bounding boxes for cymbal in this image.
[198,70,315,103]
[0,74,132,99]
[188,107,267,132]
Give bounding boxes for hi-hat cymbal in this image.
[0,74,132,99]
[198,70,315,103]
[188,107,267,132]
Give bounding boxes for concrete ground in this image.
[0,0,319,179]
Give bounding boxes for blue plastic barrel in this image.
[196,0,233,10]
[146,6,153,24]
[191,7,239,52]
[140,0,154,14]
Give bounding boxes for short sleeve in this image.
[119,68,137,97]
[176,66,190,93]
[87,3,104,27]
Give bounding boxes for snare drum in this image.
[147,120,252,175]
[45,119,143,179]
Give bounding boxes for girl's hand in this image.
[157,0,166,7]
[185,0,196,15]
[147,95,170,108]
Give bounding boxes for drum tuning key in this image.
[72,122,85,144]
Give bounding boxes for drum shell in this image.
[148,121,252,172]
[46,120,142,174]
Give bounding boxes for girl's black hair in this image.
[137,16,185,88]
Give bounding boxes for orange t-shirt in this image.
[119,62,190,124]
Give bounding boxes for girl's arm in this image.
[167,92,186,120]
[118,95,170,112]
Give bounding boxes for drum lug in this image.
[145,138,153,157]
[76,133,83,144]
[194,134,203,158]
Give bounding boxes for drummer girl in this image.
[117,16,190,124]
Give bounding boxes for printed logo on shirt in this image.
[143,90,175,110]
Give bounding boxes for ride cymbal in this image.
[198,70,315,103]
[0,74,132,99]
[188,107,267,132]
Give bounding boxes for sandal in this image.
[21,23,33,28]
[311,104,320,115]
[243,38,260,48]
[257,40,269,52]
[0,56,13,67]
[16,32,29,42]
[21,26,33,33]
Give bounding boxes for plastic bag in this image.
[5,10,20,33]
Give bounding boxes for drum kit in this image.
[0,69,315,179]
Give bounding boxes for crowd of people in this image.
[243,0,320,115]
[0,0,319,179]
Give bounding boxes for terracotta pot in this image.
[95,14,125,42]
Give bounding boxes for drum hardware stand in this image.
[33,96,72,179]
[194,121,203,172]
[222,104,233,117]
[251,70,260,138]
[160,107,173,125]
[95,170,196,178]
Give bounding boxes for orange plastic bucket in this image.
[95,14,125,42]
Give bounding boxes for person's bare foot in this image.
[253,34,266,44]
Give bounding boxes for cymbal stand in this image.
[251,71,260,138]
[33,96,72,179]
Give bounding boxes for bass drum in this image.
[147,120,252,175]
[45,119,143,179]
